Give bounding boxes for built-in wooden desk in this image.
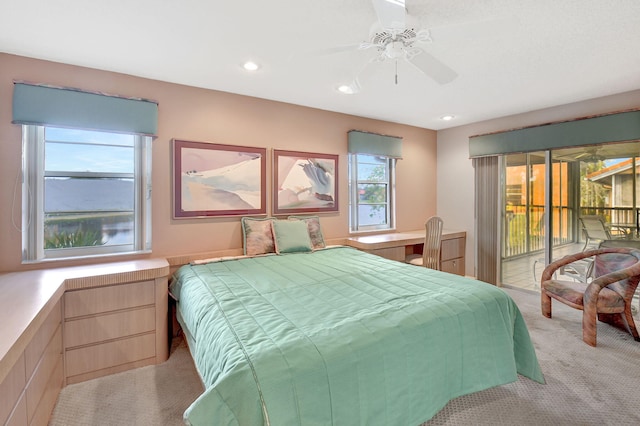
[346,230,467,275]
[0,258,170,425]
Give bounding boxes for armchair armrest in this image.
[583,250,640,306]
[541,248,640,285]
[540,249,603,283]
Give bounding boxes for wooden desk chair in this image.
[405,216,443,270]
[540,247,640,346]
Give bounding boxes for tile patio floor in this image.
[501,243,584,291]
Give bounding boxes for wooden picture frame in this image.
[173,139,267,218]
[273,149,338,214]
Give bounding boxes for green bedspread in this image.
[171,246,544,425]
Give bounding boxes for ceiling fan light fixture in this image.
[385,41,405,59]
[440,114,455,121]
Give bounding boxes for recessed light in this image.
[440,115,455,121]
[243,61,260,71]
[337,81,360,95]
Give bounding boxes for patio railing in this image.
[579,207,638,227]
[503,206,636,259]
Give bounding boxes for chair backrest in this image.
[579,215,612,242]
[594,250,640,300]
[423,216,444,270]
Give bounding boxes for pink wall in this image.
[0,53,437,272]
[437,89,640,277]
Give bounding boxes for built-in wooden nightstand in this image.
[0,258,170,424]
[62,260,170,385]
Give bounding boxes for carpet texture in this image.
[49,337,203,425]
[49,287,640,425]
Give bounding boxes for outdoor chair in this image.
[533,255,593,284]
[532,214,593,283]
[578,215,624,251]
[540,247,640,346]
[406,216,443,270]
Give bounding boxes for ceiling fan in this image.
[335,0,458,92]
[576,147,605,162]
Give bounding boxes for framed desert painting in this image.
[273,149,338,214]
[173,139,267,218]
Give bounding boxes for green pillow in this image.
[272,220,313,254]
[288,215,326,249]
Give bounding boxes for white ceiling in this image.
[1,0,639,130]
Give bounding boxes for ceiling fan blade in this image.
[341,57,379,94]
[406,48,457,84]
[371,0,406,31]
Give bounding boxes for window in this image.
[22,126,152,261]
[348,153,396,232]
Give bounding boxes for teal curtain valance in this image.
[468,110,640,158]
[12,82,158,136]
[348,130,403,159]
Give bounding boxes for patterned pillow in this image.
[288,215,326,250]
[241,217,275,256]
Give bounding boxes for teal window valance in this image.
[12,82,158,136]
[348,130,403,158]
[468,110,640,158]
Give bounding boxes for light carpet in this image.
[50,287,640,425]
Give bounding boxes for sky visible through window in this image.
[45,127,134,173]
[604,158,626,167]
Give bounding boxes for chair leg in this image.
[623,308,640,342]
[597,311,640,339]
[583,305,597,347]
[541,291,552,318]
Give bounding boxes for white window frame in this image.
[22,125,152,262]
[348,153,396,233]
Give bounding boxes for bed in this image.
[170,243,544,425]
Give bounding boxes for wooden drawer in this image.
[29,357,63,426]
[26,326,62,424]
[25,301,61,378]
[441,237,465,261]
[65,306,156,348]
[1,302,63,426]
[367,247,405,261]
[441,257,465,276]
[65,333,156,378]
[0,354,26,425]
[5,394,27,426]
[65,280,154,318]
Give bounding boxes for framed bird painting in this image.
[273,149,338,214]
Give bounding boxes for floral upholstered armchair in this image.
[540,247,640,347]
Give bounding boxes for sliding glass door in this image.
[502,152,546,260]
[501,152,573,289]
[501,141,640,290]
